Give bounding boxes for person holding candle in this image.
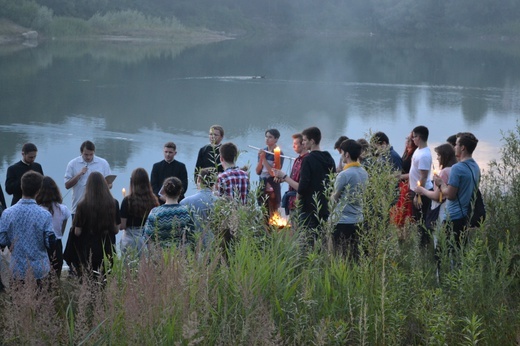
[433,132,481,248]
[415,143,457,231]
[273,133,309,217]
[255,129,284,219]
[408,126,433,247]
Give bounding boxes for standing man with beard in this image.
[5,143,44,206]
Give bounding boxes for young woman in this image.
[36,176,71,278]
[71,172,120,277]
[120,168,159,255]
[143,176,192,248]
[390,132,418,226]
[416,143,457,228]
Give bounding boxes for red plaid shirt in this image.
[217,167,250,204]
[288,153,308,210]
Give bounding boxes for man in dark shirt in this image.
[297,127,336,236]
[5,143,44,206]
[151,142,188,203]
[194,125,224,181]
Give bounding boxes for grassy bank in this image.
[1,124,520,344]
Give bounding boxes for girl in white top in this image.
[36,176,71,278]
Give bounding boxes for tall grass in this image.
[1,126,520,344]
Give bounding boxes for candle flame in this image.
[417,181,421,187]
[122,188,126,197]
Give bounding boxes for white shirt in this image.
[64,155,111,213]
[409,147,433,191]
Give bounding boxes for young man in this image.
[409,125,433,246]
[65,140,112,215]
[151,142,188,203]
[434,132,480,247]
[372,131,403,172]
[332,139,369,258]
[194,125,225,181]
[334,135,349,172]
[273,133,309,215]
[181,167,219,232]
[0,171,55,282]
[5,143,44,206]
[217,142,250,204]
[297,126,336,233]
[256,129,284,217]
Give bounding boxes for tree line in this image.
[2,0,520,36]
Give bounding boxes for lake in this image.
[1,36,519,218]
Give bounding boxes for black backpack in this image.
[457,161,486,227]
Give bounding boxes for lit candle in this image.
[274,147,281,169]
[122,188,126,197]
[416,181,422,204]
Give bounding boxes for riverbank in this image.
[0,18,233,47]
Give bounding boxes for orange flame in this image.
[269,211,289,229]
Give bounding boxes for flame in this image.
[122,188,126,197]
[269,211,289,228]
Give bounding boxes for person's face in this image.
[163,147,176,162]
[265,132,278,148]
[81,149,94,163]
[454,138,463,159]
[209,129,223,145]
[412,132,421,146]
[22,151,37,164]
[302,135,313,151]
[293,138,304,155]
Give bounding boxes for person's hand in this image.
[432,175,443,187]
[258,149,266,161]
[415,185,426,195]
[81,166,88,175]
[413,194,422,208]
[272,168,285,179]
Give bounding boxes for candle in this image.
[274,147,281,169]
[436,166,443,202]
[416,181,422,205]
[122,188,126,197]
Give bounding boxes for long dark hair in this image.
[402,131,418,161]
[435,143,457,169]
[35,176,62,215]
[76,172,116,235]
[127,168,159,219]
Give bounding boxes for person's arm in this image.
[415,185,440,201]
[65,166,87,190]
[5,166,19,196]
[418,169,429,188]
[256,150,265,175]
[150,163,161,196]
[180,164,188,196]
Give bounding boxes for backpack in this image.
[457,161,486,227]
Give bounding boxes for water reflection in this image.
[0,37,519,199]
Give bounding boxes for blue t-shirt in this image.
[445,159,480,221]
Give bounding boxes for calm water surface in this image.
[1,37,519,221]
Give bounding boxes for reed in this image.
[1,126,520,344]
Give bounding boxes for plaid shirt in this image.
[288,152,308,210]
[217,167,250,204]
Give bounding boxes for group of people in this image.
[0,123,482,286]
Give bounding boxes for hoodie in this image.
[297,150,336,218]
